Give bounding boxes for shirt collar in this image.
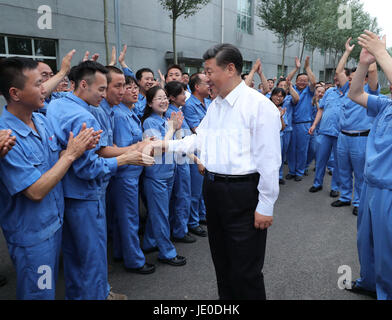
[100,99,115,116]
[1,106,43,138]
[65,92,90,110]
[216,80,245,107]
[150,112,166,126]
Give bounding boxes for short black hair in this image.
[125,76,139,87]
[0,57,39,101]
[296,73,309,80]
[73,61,108,90]
[241,73,249,80]
[167,64,183,74]
[68,65,78,82]
[203,43,243,75]
[271,87,287,98]
[105,65,124,84]
[165,81,185,99]
[136,68,154,81]
[189,73,204,94]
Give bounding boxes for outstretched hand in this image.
[345,37,355,53]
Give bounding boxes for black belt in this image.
[293,121,312,125]
[341,130,370,137]
[205,170,260,183]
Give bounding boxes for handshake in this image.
[117,111,184,167]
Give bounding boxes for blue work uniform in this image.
[36,91,69,116]
[46,93,117,300]
[288,85,315,177]
[122,67,146,119]
[312,85,346,191]
[182,94,209,226]
[355,95,392,300]
[91,99,117,238]
[0,108,63,300]
[142,113,177,260]
[337,83,379,207]
[279,95,294,179]
[306,100,320,171]
[110,103,145,268]
[166,104,193,239]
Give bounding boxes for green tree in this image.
[257,0,314,75]
[159,0,211,64]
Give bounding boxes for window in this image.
[319,70,325,82]
[237,0,253,34]
[243,61,252,74]
[0,35,57,71]
[277,65,288,77]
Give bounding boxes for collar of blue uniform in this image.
[65,92,91,109]
[100,98,116,117]
[1,107,44,138]
[150,112,167,127]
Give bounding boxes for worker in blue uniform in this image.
[182,73,211,236]
[110,75,156,274]
[275,78,299,184]
[141,86,187,266]
[344,31,392,300]
[285,57,317,182]
[331,38,380,216]
[0,56,99,300]
[309,76,344,197]
[165,81,196,243]
[47,61,155,300]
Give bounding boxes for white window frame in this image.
[237,0,253,35]
[0,35,57,66]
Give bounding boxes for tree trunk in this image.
[172,17,177,65]
[281,35,287,77]
[300,37,306,68]
[103,0,110,65]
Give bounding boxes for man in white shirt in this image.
[153,43,281,300]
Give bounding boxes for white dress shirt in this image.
[168,81,281,216]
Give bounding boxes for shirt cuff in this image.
[105,157,118,175]
[256,201,274,217]
[366,95,379,118]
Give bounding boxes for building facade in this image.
[0,0,343,111]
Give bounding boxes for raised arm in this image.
[42,50,75,97]
[358,31,390,85]
[245,59,260,87]
[287,80,300,105]
[336,38,354,87]
[304,56,317,92]
[287,57,301,84]
[348,48,376,108]
[257,60,270,95]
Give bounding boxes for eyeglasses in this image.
[153,96,168,102]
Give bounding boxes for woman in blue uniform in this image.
[110,76,156,274]
[141,86,187,266]
[165,81,196,243]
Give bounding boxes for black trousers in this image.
[203,174,267,300]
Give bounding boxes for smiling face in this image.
[271,92,284,107]
[82,72,108,107]
[169,88,187,108]
[149,88,169,115]
[139,71,155,93]
[296,74,309,91]
[123,81,140,106]
[106,72,125,106]
[166,67,182,83]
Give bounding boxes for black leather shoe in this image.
[279,179,286,185]
[330,190,340,198]
[188,226,207,237]
[344,280,377,299]
[158,255,186,266]
[353,207,358,216]
[328,170,333,176]
[172,233,197,243]
[309,186,322,193]
[199,219,207,226]
[0,275,7,287]
[126,263,156,274]
[304,169,309,176]
[142,246,159,254]
[331,200,351,207]
[286,174,296,180]
[294,176,303,182]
